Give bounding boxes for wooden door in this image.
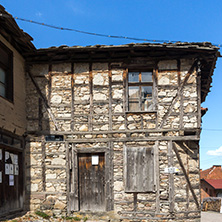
[78,153,105,211]
[0,147,23,215]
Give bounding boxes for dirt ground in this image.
[0,211,108,222]
[1,211,222,222]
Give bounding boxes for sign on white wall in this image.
[10,153,14,164]
[5,164,9,175]
[9,164,14,174]
[14,165,19,175]
[164,167,179,174]
[9,175,14,186]
[5,151,9,162]
[14,154,18,164]
[92,155,99,165]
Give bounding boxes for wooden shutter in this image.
[124,147,154,192]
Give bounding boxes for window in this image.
[128,71,154,112]
[0,42,13,101]
[45,135,64,141]
[124,147,154,192]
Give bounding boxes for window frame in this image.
[126,69,157,113]
[0,41,13,102]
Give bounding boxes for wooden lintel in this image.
[66,135,199,144]
[73,147,107,153]
[26,128,200,136]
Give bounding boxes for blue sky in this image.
[1,0,222,170]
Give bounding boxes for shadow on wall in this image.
[25,63,51,212]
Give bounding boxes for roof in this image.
[204,179,222,189]
[200,165,222,179]
[0,5,36,55]
[25,42,220,103]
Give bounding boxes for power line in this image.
[0,13,222,47]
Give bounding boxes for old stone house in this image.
[0,4,221,222]
[200,165,222,200]
[24,43,219,222]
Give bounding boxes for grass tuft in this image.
[35,211,50,219]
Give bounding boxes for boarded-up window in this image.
[124,147,154,192]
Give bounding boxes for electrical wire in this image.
[0,13,221,47]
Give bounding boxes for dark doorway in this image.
[0,146,23,215]
[78,153,105,211]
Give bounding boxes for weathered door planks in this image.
[78,153,105,211]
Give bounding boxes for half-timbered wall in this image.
[25,59,201,221]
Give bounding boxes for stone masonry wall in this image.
[25,59,201,221]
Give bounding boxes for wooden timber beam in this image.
[168,140,174,212]
[27,70,60,131]
[159,59,198,129]
[26,128,199,135]
[65,135,199,143]
[172,142,200,210]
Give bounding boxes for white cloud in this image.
[66,1,87,16]
[207,146,222,156]
[35,12,43,18]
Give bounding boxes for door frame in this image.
[67,143,113,213]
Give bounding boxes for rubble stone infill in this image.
[2,211,111,222]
